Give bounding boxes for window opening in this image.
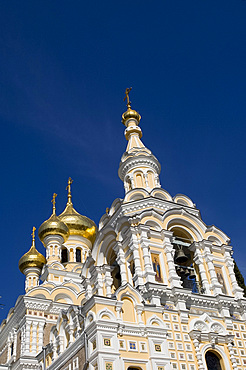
[61,248,68,263]
[76,248,82,263]
[205,351,223,370]
[173,238,204,294]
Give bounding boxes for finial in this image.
[66,177,73,205]
[124,87,132,109]
[122,87,141,126]
[32,226,36,246]
[106,207,110,215]
[51,193,57,215]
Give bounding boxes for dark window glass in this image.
[76,248,82,263]
[61,248,68,263]
[205,351,222,370]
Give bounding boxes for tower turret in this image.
[118,88,161,193]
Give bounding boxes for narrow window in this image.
[61,248,68,263]
[76,248,82,263]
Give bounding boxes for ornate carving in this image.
[210,324,223,333]
[194,322,206,331]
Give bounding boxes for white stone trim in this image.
[201,343,233,370]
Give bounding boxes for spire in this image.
[66,177,73,205]
[119,89,161,193]
[51,193,57,215]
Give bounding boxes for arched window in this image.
[61,248,68,263]
[76,248,82,263]
[147,171,154,188]
[135,173,143,188]
[205,351,223,370]
[127,367,142,370]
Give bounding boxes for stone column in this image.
[203,243,222,295]
[53,340,58,360]
[137,225,156,283]
[163,232,182,288]
[224,251,244,299]
[32,322,38,354]
[83,279,93,300]
[115,301,123,321]
[38,322,45,353]
[20,326,25,355]
[193,248,210,294]
[130,175,135,189]
[116,242,128,286]
[154,173,161,187]
[193,336,205,370]
[129,229,144,286]
[7,337,11,361]
[92,266,104,296]
[143,173,149,191]
[227,340,238,369]
[25,321,31,353]
[104,266,113,297]
[68,326,74,345]
[135,304,144,325]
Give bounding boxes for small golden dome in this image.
[38,193,69,243]
[19,227,46,274]
[58,178,97,245]
[122,108,141,126]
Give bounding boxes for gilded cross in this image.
[66,177,73,204]
[32,226,36,242]
[51,193,57,214]
[124,87,132,107]
[66,177,73,193]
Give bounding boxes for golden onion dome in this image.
[122,108,141,126]
[19,227,46,274]
[122,87,141,126]
[58,178,97,245]
[38,193,69,244]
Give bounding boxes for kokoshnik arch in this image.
[0,89,246,370]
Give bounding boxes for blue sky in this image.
[0,0,246,321]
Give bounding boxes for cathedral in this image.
[0,91,246,370]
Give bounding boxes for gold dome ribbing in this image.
[19,227,46,274]
[58,178,97,245]
[38,193,69,243]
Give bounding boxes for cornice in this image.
[82,295,117,315]
[118,155,161,180]
[98,190,201,232]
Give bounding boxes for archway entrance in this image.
[127,367,142,370]
[205,351,223,370]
